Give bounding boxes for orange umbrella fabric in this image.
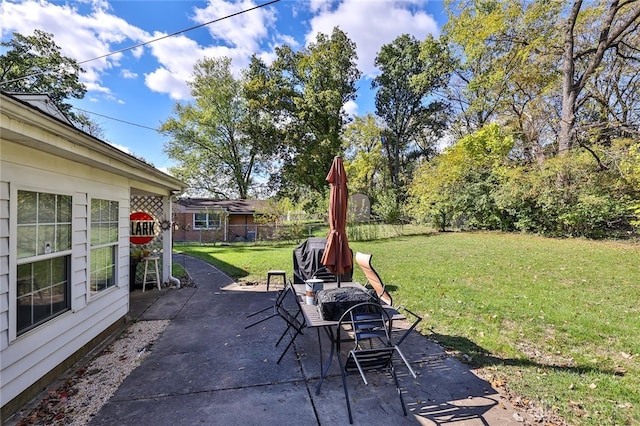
[321,156,352,281]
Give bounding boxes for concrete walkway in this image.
[89,254,530,425]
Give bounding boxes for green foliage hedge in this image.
[408,126,639,238]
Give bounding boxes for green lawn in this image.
[174,231,640,425]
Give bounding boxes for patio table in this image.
[293,282,405,395]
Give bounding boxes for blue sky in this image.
[1,0,446,172]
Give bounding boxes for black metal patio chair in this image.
[244,281,306,364]
[336,302,417,424]
[244,285,289,329]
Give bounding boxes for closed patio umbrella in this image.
[321,156,352,286]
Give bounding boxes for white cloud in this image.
[0,0,149,94]
[84,82,112,94]
[305,0,440,77]
[145,67,191,100]
[191,0,276,53]
[343,99,358,117]
[121,69,138,79]
[0,0,441,109]
[108,142,132,154]
[144,34,201,100]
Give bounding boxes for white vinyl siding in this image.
[1,143,132,407]
[1,92,181,414]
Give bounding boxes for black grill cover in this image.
[316,287,378,321]
[292,237,352,284]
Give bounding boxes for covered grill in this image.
[292,237,352,284]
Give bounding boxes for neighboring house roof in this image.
[177,198,268,215]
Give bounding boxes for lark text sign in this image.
[130,212,156,245]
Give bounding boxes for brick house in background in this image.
[173,198,270,243]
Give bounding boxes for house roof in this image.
[1,91,186,194]
[176,198,268,214]
[6,92,73,125]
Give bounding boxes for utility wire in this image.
[78,0,280,65]
[0,0,280,86]
[74,107,160,131]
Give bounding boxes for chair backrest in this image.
[343,302,392,346]
[312,265,337,282]
[354,252,393,306]
[336,302,393,349]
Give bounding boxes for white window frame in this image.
[14,189,72,336]
[193,211,222,230]
[89,198,119,296]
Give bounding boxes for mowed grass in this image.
[174,232,640,425]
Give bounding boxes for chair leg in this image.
[338,358,354,424]
[246,305,272,319]
[275,323,292,346]
[390,364,408,417]
[394,307,422,346]
[350,351,369,385]
[275,309,303,346]
[393,345,417,378]
[245,290,284,328]
[276,329,302,364]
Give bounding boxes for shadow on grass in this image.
[429,332,621,377]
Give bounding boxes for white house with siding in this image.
[0,92,186,419]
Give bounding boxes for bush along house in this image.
[0,92,186,419]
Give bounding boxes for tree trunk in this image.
[558,0,582,155]
[559,0,640,155]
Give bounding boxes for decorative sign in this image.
[130,211,156,245]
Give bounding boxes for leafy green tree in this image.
[372,34,452,208]
[445,0,639,158]
[575,26,640,148]
[161,57,269,198]
[75,112,106,139]
[408,124,514,230]
[342,114,387,201]
[0,30,86,121]
[445,0,563,163]
[246,27,361,202]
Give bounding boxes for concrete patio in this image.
[88,254,531,425]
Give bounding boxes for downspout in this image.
[168,274,181,288]
[224,209,228,242]
[167,194,181,288]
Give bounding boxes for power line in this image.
[73,107,160,131]
[77,0,280,65]
[0,0,280,86]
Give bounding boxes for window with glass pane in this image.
[193,212,221,229]
[17,256,71,334]
[90,199,118,294]
[17,191,72,258]
[16,190,72,335]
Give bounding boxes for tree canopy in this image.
[0,30,86,121]
[154,10,638,237]
[161,57,270,199]
[373,34,452,209]
[246,27,361,204]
